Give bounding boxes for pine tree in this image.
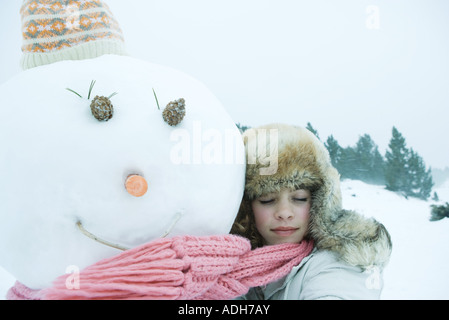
[373,149,386,185]
[325,135,343,169]
[385,127,409,192]
[339,146,358,180]
[432,192,439,201]
[430,202,449,221]
[406,148,421,196]
[235,122,251,133]
[404,148,434,199]
[306,122,320,141]
[354,134,385,184]
[385,127,434,200]
[419,167,434,200]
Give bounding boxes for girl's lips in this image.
[271,227,299,236]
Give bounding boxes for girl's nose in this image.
[275,201,293,220]
[125,174,148,197]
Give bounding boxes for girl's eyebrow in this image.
[259,194,275,199]
[292,190,310,197]
[259,193,277,199]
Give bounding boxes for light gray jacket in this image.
[240,249,383,300]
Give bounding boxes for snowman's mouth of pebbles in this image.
[76,211,184,251]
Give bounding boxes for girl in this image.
[231,123,392,300]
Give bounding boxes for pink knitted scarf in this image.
[7,235,313,300]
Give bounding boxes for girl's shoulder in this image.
[300,249,355,273]
[286,249,383,300]
[241,249,384,300]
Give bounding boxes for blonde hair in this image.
[230,198,265,249]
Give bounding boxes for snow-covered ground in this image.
[1,179,448,299]
[341,179,449,300]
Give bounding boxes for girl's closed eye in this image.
[294,197,308,202]
[257,193,278,205]
[259,198,275,205]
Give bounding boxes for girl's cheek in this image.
[303,207,312,222]
[296,204,311,220]
[254,209,269,225]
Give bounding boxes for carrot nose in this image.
[125,174,148,197]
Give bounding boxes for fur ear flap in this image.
[310,209,392,269]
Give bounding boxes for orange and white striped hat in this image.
[20,0,127,70]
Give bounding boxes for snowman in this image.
[0,0,247,298]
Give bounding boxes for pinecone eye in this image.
[162,98,186,126]
[90,95,114,121]
[66,81,117,122]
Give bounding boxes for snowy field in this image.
[341,179,449,300]
[1,179,448,300]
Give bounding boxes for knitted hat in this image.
[231,123,392,269]
[20,0,127,70]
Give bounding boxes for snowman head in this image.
[0,0,245,289]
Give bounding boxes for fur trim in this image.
[309,209,392,269]
[233,124,392,269]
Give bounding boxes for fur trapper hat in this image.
[231,123,392,269]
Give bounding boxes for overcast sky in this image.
[1,0,449,169]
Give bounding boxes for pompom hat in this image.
[20,0,127,70]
